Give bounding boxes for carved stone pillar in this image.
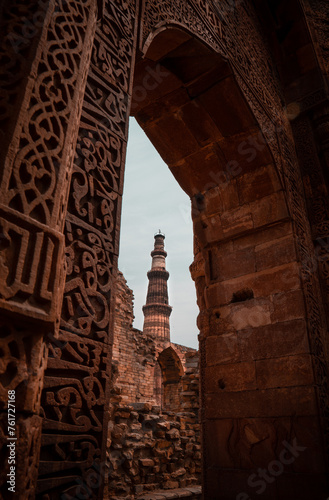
[37,1,139,498]
[289,105,329,484]
[311,106,329,321]
[291,107,329,323]
[0,0,98,497]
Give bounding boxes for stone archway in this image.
[131,24,329,499]
[157,346,184,411]
[1,1,329,499]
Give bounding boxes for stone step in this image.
[137,485,202,500]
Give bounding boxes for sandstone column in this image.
[0,0,98,496]
[36,1,140,498]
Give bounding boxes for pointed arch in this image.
[156,346,184,410]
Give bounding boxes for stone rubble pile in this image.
[106,403,201,499]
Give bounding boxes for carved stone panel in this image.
[37,1,138,497]
[0,0,99,496]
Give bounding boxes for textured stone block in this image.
[145,113,200,164]
[212,245,256,281]
[219,299,272,331]
[205,362,256,393]
[220,204,254,238]
[198,76,256,136]
[205,386,317,419]
[271,289,305,323]
[206,334,240,366]
[251,191,289,228]
[171,144,226,195]
[239,320,309,361]
[179,100,223,146]
[237,164,282,204]
[233,222,293,251]
[255,235,297,271]
[202,417,323,471]
[205,262,301,306]
[203,182,240,217]
[256,354,314,389]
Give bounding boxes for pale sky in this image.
[118,118,199,349]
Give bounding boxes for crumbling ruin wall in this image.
[108,281,201,499]
[112,271,157,402]
[107,402,200,499]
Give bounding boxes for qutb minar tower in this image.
[142,231,172,341]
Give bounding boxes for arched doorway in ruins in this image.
[155,346,184,411]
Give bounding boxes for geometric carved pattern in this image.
[0,0,48,152]
[37,1,137,497]
[0,320,47,413]
[0,204,63,321]
[1,0,95,228]
[0,0,97,321]
[0,0,98,497]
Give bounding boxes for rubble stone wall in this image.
[107,403,201,499]
[107,346,200,499]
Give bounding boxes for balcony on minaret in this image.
[142,231,172,341]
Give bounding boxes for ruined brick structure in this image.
[113,270,198,409]
[1,1,329,499]
[108,233,201,498]
[112,233,198,412]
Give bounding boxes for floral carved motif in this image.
[0,0,97,322]
[1,0,96,228]
[0,0,48,153]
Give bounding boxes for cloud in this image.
[118,118,199,349]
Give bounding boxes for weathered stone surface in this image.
[205,362,256,393]
[107,404,200,498]
[255,354,314,389]
[206,333,240,366]
[205,386,318,419]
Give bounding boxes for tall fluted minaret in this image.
[142,231,172,341]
